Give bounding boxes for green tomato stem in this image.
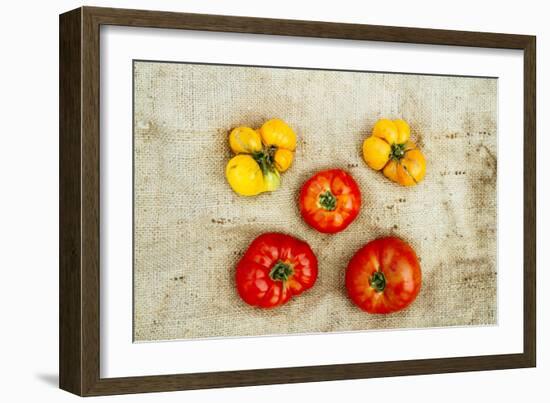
[370,271,386,292]
[319,190,337,211]
[390,143,407,161]
[253,147,281,192]
[270,261,293,281]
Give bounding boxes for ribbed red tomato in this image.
[346,237,422,314]
[299,169,361,234]
[236,233,318,308]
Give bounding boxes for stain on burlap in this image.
[133,61,497,341]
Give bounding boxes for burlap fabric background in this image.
[133,61,497,342]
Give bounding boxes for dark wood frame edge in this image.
[59,6,536,397]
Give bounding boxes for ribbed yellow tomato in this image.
[363,119,426,186]
[225,119,296,196]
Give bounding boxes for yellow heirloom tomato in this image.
[362,119,426,186]
[225,155,265,196]
[225,119,296,196]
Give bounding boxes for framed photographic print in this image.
[59,6,536,396]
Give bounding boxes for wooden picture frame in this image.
[59,6,536,396]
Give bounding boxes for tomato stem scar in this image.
[370,271,386,292]
[270,261,293,281]
[390,143,406,161]
[318,190,337,211]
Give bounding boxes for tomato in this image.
[299,169,361,234]
[225,119,296,196]
[362,119,426,186]
[236,233,318,308]
[345,237,422,314]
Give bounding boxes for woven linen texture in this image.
[133,61,497,341]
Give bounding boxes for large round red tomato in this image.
[345,237,422,314]
[299,169,361,234]
[236,233,318,308]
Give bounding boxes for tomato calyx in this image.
[269,261,294,282]
[318,190,337,211]
[390,143,407,161]
[252,147,276,175]
[369,270,386,292]
[252,146,281,191]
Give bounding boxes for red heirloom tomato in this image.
[345,237,422,314]
[299,169,361,234]
[236,233,318,308]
